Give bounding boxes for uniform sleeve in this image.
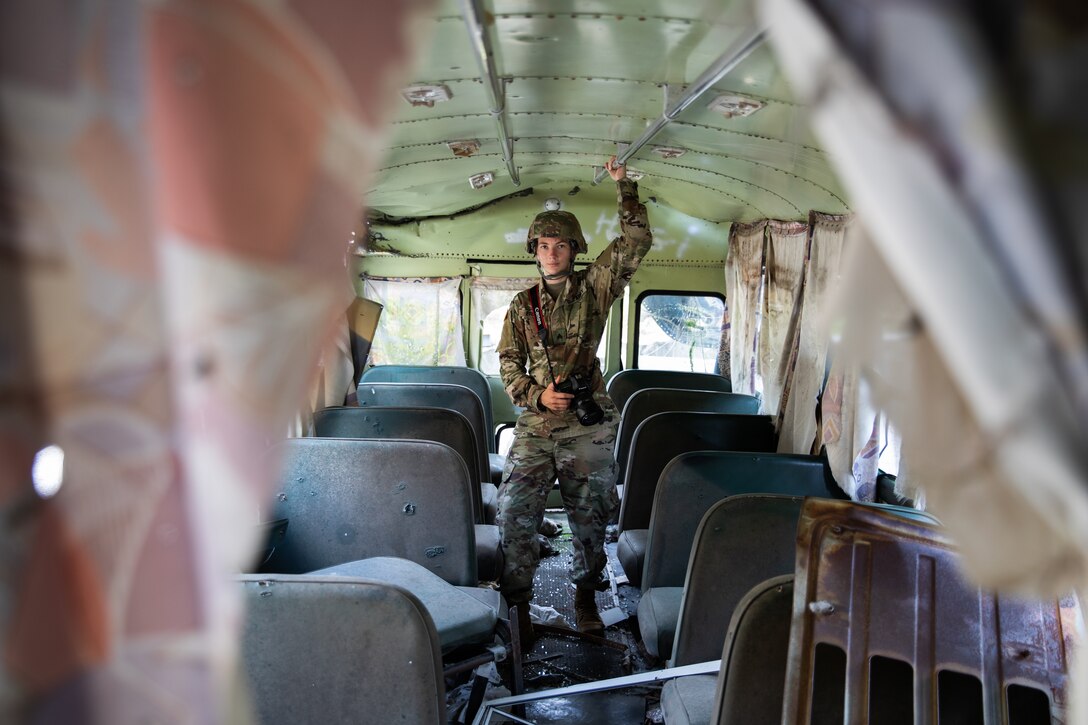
[497,299,546,410]
[585,178,653,307]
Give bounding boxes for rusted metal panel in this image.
[783,498,1081,724]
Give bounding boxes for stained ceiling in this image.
[367,0,850,225]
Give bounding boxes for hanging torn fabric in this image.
[760,220,808,419]
[724,220,767,400]
[776,212,851,454]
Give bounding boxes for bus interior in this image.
[3,0,1087,723]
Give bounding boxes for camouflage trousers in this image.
[496,422,619,604]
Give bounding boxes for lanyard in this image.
[527,285,549,345]
[527,285,562,386]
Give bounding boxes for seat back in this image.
[715,575,795,725]
[641,452,840,591]
[782,498,1079,725]
[360,366,497,452]
[614,389,760,490]
[239,575,445,724]
[672,495,940,666]
[355,382,491,470]
[616,411,776,532]
[313,406,485,522]
[606,369,731,412]
[263,438,477,585]
[671,494,807,665]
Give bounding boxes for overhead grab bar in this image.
[592,28,767,185]
[461,0,520,186]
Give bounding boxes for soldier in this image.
[496,156,653,642]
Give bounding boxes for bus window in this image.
[479,305,508,376]
[471,277,537,375]
[364,277,466,366]
[634,292,724,372]
[472,277,608,375]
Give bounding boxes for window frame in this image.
[631,288,726,372]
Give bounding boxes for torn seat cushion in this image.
[636,586,683,659]
[311,557,497,652]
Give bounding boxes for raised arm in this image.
[587,156,653,304]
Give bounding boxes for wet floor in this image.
[491,511,663,724]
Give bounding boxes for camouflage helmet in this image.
[526,210,587,254]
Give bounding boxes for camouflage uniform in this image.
[496,179,652,603]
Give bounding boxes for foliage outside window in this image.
[364,277,466,366]
[636,293,724,372]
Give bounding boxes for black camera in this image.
[555,373,604,426]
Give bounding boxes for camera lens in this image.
[574,397,604,426]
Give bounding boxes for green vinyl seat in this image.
[635,452,841,658]
[355,381,502,507]
[239,575,446,724]
[612,389,760,506]
[606,369,731,413]
[615,412,777,587]
[660,575,794,725]
[360,365,498,453]
[262,438,480,586]
[310,557,499,652]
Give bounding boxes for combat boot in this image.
[574,587,604,636]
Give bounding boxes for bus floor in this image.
[465,510,666,724]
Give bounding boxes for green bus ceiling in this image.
[367,0,850,228]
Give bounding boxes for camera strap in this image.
[527,285,549,345]
[527,285,562,387]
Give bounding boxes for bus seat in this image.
[666,495,808,665]
[660,575,794,725]
[615,412,777,583]
[310,557,498,652]
[360,365,498,453]
[356,380,504,489]
[641,452,839,590]
[311,407,501,578]
[239,575,445,724]
[262,438,484,586]
[669,496,939,667]
[313,405,492,523]
[634,452,840,657]
[310,556,522,717]
[606,369,732,413]
[612,389,760,503]
[781,498,1080,725]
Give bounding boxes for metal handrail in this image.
[461,0,520,186]
[592,28,766,184]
